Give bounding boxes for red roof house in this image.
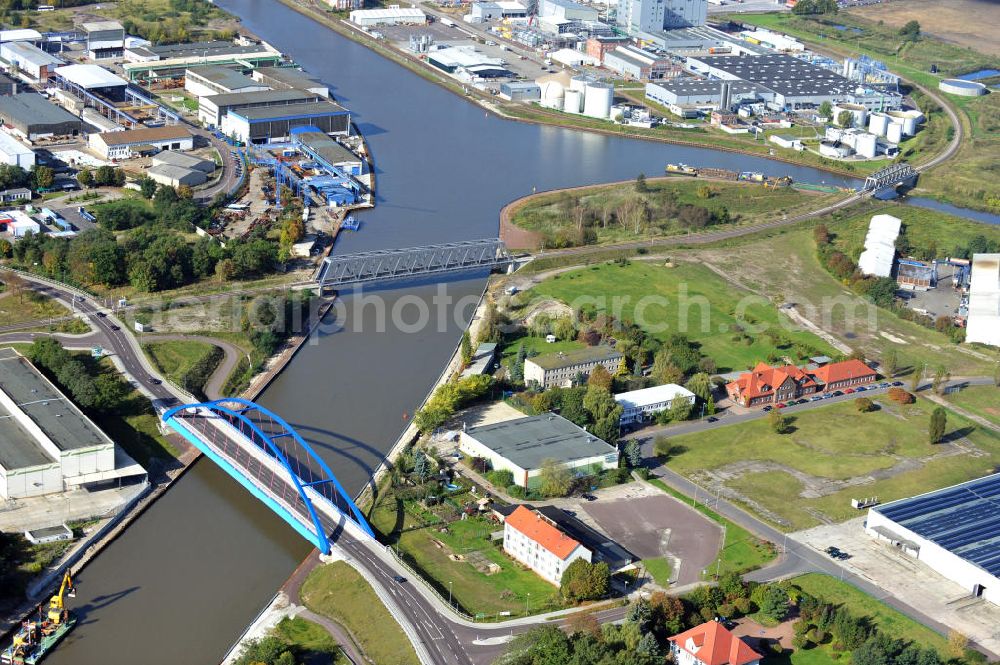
[669,621,761,665]
[808,358,877,391]
[726,362,819,407]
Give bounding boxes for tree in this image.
[560,559,610,601]
[587,364,612,391]
[626,598,652,628]
[583,384,618,422]
[882,349,898,378]
[138,176,157,199]
[32,165,54,191]
[887,387,914,404]
[413,449,430,481]
[653,435,673,459]
[855,397,875,412]
[176,184,194,199]
[685,372,713,403]
[932,366,950,395]
[818,100,833,120]
[623,440,641,468]
[899,20,920,38]
[837,110,854,128]
[994,362,1000,388]
[553,316,576,342]
[929,406,947,444]
[510,342,526,384]
[635,632,661,659]
[649,591,685,634]
[910,366,922,392]
[233,636,296,665]
[76,168,93,188]
[634,173,648,193]
[2,270,27,303]
[539,458,573,497]
[666,397,692,422]
[460,330,472,366]
[769,409,791,434]
[651,349,683,385]
[0,238,11,259]
[758,585,790,622]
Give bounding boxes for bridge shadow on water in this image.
[286,422,391,504]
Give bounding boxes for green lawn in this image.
[642,558,672,586]
[664,396,1000,530]
[791,574,950,659]
[300,562,419,665]
[271,616,342,664]
[648,479,777,577]
[143,340,215,386]
[0,290,71,326]
[510,179,837,249]
[500,331,585,365]
[944,385,1000,426]
[527,261,838,373]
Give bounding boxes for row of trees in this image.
[28,338,131,412]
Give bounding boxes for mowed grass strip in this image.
[665,397,1000,530]
[792,574,951,658]
[944,386,1000,426]
[301,561,420,665]
[529,262,836,373]
[143,340,215,385]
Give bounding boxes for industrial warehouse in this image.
[0,349,145,500]
[866,474,1000,607]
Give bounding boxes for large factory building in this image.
[0,348,145,500]
[0,93,82,140]
[222,100,350,144]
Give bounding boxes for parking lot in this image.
[550,482,722,586]
[898,264,965,321]
[794,518,1000,657]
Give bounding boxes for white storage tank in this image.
[886,122,903,144]
[868,113,890,137]
[819,140,852,158]
[569,75,592,93]
[888,110,918,136]
[564,89,583,114]
[855,132,877,159]
[539,80,565,109]
[583,82,613,119]
[833,102,868,128]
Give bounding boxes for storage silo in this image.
[583,82,613,119]
[888,110,918,136]
[842,58,856,79]
[719,81,732,111]
[868,112,890,137]
[564,89,583,114]
[833,103,868,128]
[570,75,592,94]
[886,122,903,144]
[855,132,877,159]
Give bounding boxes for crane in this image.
[46,571,76,627]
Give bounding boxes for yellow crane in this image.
[47,571,76,626]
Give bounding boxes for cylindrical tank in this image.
[569,75,592,93]
[539,81,564,109]
[888,110,918,136]
[583,82,613,119]
[886,122,903,144]
[868,113,890,137]
[855,133,877,159]
[564,89,583,114]
[939,79,987,96]
[833,102,868,128]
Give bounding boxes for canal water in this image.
[46,1,875,662]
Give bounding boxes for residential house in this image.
[503,505,592,585]
[726,362,819,407]
[669,621,761,665]
[524,346,623,389]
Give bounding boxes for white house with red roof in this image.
[669,620,761,665]
[503,505,592,585]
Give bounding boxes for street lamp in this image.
[448,581,453,607]
[525,592,530,616]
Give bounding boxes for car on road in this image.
[96,312,106,318]
[762,405,773,412]
[855,386,867,392]
[845,388,855,394]
[110,325,120,331]
[582,493,597,501]
[707,416,718,422]
[392,575,406,583]
[832,390,844,397]
[149,377,161,385]
[776,402,787,409]
[810,396,823,402]
[796,399,809,405]
[892,381,904,387]
[879,382,891,388]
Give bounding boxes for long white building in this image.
[615,384,695,425]
[866,474,1000,606]
[966,253,1000,347]
[503,505,592,585]
[857,213,901,278]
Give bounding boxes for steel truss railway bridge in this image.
[863,162,918,193]
[315,239,512,288]
[162,398,374,553]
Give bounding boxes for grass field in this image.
[0,290,71,326]
[664,396,1000,531]
[688,220,1000,376]
[643,558,672,587]
[791,574,951,658]
[272,616,341,664]
[648,479,777,577]
[510,179,838,248]
[944,385,1000,426]
[300,561,420,665]
[144,340,215,387]
[526,261,838,373]
[499,331,585,365]
[847,0,1000,58]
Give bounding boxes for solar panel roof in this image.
[873,474,1000,577]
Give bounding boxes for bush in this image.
[854,397,875,412]
[560,559,610,601]
[506,484,526,499]
[485,469,514,487]
[887,387,915,404]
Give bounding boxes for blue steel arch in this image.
[162,398,374,554]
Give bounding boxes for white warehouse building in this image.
[857,213,901,278]
[0,131,34,169]
[615,384,695,425]
[866,474,1000,606]
[965,253,1000,348]
[349,7,426,26]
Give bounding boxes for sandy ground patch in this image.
[849,0,1000,57]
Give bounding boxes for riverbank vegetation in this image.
[300,561,420,665]
[234,617,342,665]
[507,177,835,250]
[658,395,1000,531]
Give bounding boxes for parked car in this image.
[879,382,891,388]
[845,388,855,394]
[393,575,407,583]
[855,386,867,392]
[707,416,718,423]
[892,381,904,387]
[810,396,823,402]
[833,390,844,397]
[762,405,773,412]
[776,402,787,409]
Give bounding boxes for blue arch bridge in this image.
[162,399,374,553]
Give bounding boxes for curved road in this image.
[140,333,244,401]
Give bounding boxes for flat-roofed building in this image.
[0,348,145,499]
[966,253,1000,347]
[0,93,81,140]
[198,88,321,128]
[82,20,125,59]
[0,131,34,168]
[524,346,623,389]
[123,40,282,82]
[349,7,427,26]
[866,474,1000,606]
[251,67,329,98]
[147,163,208,188]
[646,78,770,109]
[615,383,695,425]
[458,412,619,489]
[603,45,680,81]
[0,40,62,79]
[185,65,270,99]
[88,125,193,160]
[292,129,363,175]
[222,100,350,144]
